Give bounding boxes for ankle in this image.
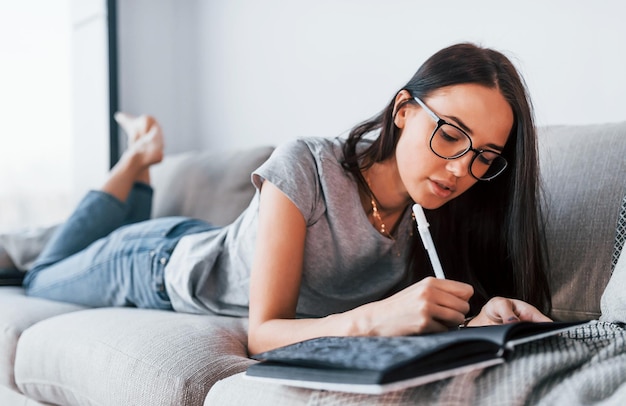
[135,168,151,185]
[116,149,151,178]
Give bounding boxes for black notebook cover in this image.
[245,320,588,394]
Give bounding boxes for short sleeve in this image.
[252,139,325,225]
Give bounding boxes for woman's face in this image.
[394,83,514,209]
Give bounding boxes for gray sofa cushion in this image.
[151,146,274,226]
[14,308,254,406]
[0,287,84,391]
[539,121,626,321]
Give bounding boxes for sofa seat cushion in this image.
[0,287,85,390]
[14,307,254,406]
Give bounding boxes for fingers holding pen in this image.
[416,277,473,328]
[364,277,473,336]
[410,277,473,312]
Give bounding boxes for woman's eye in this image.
[440,129,461,142]
[477,152,496,165]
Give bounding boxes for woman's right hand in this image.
[356,277,474,336]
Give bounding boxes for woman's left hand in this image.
[468,296,552,327]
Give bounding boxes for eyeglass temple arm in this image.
[412,96,440,122]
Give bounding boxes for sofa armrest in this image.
[15,308,254,406]
[539,121,626,320]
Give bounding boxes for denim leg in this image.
[23,217,209,309]
[26,190,130,279]
[125,182,153,224]
[25,185,153,285]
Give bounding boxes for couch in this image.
[1,122,625,405]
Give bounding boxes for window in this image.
[0,1,73,231]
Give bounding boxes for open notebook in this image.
[245,320,589,394]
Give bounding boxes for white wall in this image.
[117,0,200,154]
[118,0,626,154]
[70,0,110,198]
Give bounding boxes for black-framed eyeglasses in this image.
[412,96,508,181]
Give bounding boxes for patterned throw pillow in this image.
[613,193,626,272]
[600,193,626,323]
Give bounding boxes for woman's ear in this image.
[393,90,413,129]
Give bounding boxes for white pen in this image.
[412,204,446,279]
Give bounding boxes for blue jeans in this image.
[23,183,214,309]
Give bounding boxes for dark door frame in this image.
[107,0,119,168]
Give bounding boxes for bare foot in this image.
[114,112,163,168]
[114,112,155,144]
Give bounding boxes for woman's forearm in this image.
[248,277,476,355]
[247,308,370,355]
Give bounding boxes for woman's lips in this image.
[429,179,455,198]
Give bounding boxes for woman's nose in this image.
[444,153,472,178]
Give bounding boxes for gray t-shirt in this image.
[164,137,413,317]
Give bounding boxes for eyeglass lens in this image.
[431,123,506,180]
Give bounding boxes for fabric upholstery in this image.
[613,194,626,271]
[539,121,626,321]
[150,146,274,226]
[15,307,254,406]
[0,385,47,406]
[601,245,626,324]
[0,225,58,271]
[0,287,84,390]
[600,193,626,323]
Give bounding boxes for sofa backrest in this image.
[150,146,274,226]
[538,121,626,321]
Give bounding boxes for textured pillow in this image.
[600,193,626,323]
[612,194,626,272]
[151,146,274,226]
[0,225,58,272]
[539,121,626,321]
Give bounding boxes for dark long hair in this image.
[342,43,551,315]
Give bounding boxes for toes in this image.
[115,112,159,143]
[114,112,139,140]
[114,112,135,128]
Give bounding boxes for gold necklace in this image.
[365,175,390,237]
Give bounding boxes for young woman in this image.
[24,43,551,355]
